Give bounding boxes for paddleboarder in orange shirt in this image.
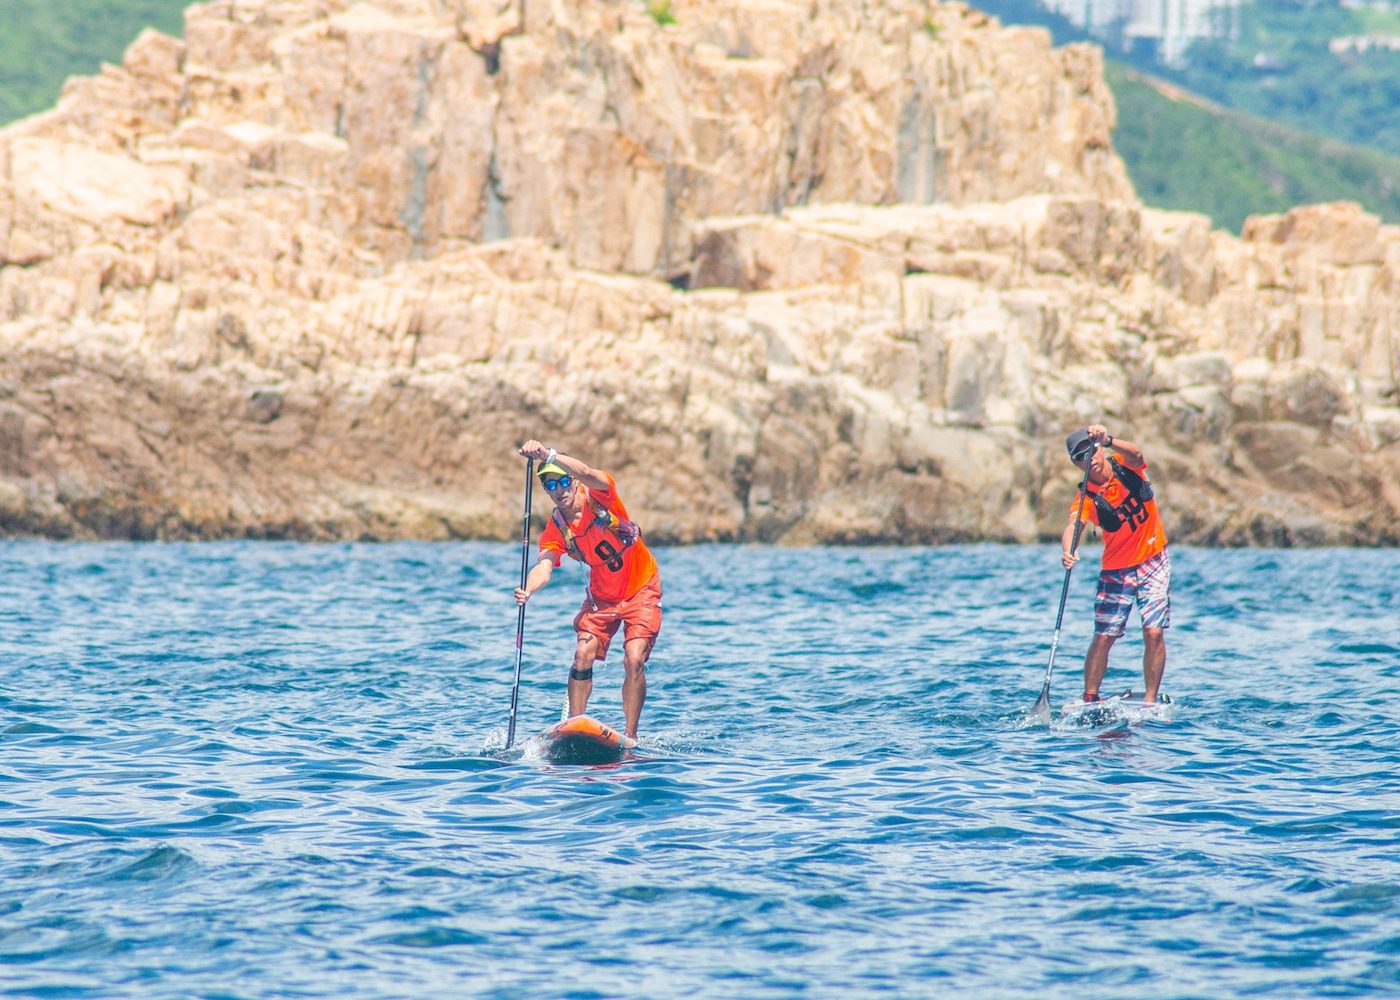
[1060,424,1172,704]
[513,440,662,742]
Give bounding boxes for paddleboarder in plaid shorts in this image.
[1060,425,1172,704]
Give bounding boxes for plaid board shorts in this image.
[1094,549,1172,637]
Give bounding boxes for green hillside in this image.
[971,0,1400,232]
[0,0,187,124]
[1178,0,1400,160]
[1107,62,1400,233]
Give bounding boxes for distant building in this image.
[1330,34,1400,54]
[1339,0,1400,11]
[1127,0,1242,66]
[1042,0,1127,36]
[1041,0,1241,67]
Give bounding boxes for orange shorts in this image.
[573,573,662,661]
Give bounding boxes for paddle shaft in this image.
[506,458,535,748]
[1033,458,1094,716]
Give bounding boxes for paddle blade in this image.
[1030,686,1052,725]
[1029,629,1063,725]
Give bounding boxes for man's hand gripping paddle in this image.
[506,457,535,749]
[1031,453,1094,724]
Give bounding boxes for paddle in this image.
[1031,450,1094,724]
[506,457,535,749]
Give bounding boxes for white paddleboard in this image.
[1058,690,1176,726]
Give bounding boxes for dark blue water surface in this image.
[1,542,1397,998]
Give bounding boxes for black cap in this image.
[1065,428,1094,462]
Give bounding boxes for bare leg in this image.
[568,635,599,717]
[1083,633,1118,698]
[1141,627,1166,703]
[620,636,650,739]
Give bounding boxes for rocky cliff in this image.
[1,0,1396,545]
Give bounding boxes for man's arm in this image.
[514,555,555,605]
[1087,424,1146,469]
[1061,494,1102,568]
[519,439,610,491]
[1061,513,1083,569]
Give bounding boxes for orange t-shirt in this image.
[539,472,658,603]
[1071,461,1168,571]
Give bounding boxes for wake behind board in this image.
[539,715,629,765]
[1058,690,1176,727]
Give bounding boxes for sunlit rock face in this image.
[0,0,1396,545]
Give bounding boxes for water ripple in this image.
[0,542,1397,998]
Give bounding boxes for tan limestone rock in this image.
[0,0,1396,546]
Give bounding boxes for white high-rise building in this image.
[1042,0,1126,35]
[1125,0,1241,66]
[1041,0,1241,67]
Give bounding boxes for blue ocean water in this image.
[1,541,1397,999]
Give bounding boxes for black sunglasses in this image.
[541,475,573,492]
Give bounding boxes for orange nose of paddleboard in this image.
[545,715,619,743]
[540,714,628,764]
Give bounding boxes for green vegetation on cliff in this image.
[0,0,186,125]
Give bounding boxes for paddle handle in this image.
[506,457,535,748]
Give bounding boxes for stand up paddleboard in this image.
[539,715,630,765]
[1058,690,1176,727]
